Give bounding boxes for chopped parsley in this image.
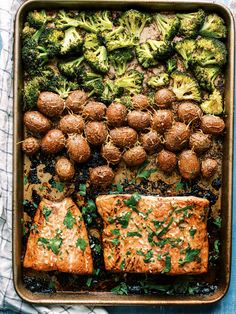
[179,246,201,266]
[86,277,93,287]
[127,231,142,237]
[214,239,220,254]
[175,182,185,192]
[111,229,120,236]
[42,206,51,222]
[137,161,156,180]
[38,233,63,255]
[79,184,86,196]
[110,183,124,194]
[82,200,97,224]
[176,205,194,218]
[120,259,126,270]
[156,217,174,238]
[123,193,141,212]
[63,209,76,229]
[111,238,120,246]
[24,175,28,185]
[76,238,87,252]
[108,217,115,224]
[213,216,222,228]
[162,254,171,273]
[117,212,132,228]
[189,227,197,238]
[137,249,153,263]
[111,282,128,295]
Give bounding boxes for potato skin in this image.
[132,94,149,110]
[41,129,65,154]
[24,111,52,134]
[178,150,200,180]
[67,134,91,163]
[65,90,88,113]
[110,127,138,148]
[140,130,161,154]
[83,101,106,121]
[37,92,64,117]
[90,165,115,187]
[55,157,75,181]
[123,146,147,167]
[106,103,127,127]
[58,114,85,134]
[152,110,173,133]
[156,150,177,173]
[101,143,121,164]
[155,88,176,108]
[85,122,108,146]
[127,110,151,131]
[200,115,225,135]
[189,132,212,154]
[201,159,218,178]
[164,122,190,151]
[177,102,202,124]
[22,137,41,155]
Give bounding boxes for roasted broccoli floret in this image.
[200,89,223,115]
[84,46,109,73]
[79,71,104,97]
[154,14,180,41]
[102,26,138,51]
[100,80,123,104]
[193,64,221,91]
[60,27,83,55]
[171,71,201,102]
[177,9,205,38]
[22,23,36,40]
[48,75,79,98]
[39,28,64,57]
[27,10,50,28]
[119,9,151,39]
[55,10,81,29]
[147,39,173,60]
[136,43,158,68]
[23,76,49,110]
[58,56,84,79]
[174,39,196,68]
[147,73,170,88]
[114,69,144,95]
[115,95,133,108]
[194,37,227,66]
[109,48,134,76]
[200,14,227,39]
[94,11,113,32]
[166,57,177,73]
[83,33,101,50]
[76,11,98,33]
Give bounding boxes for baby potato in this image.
[67,134,91,163]
[201,159,218,178]
[37,91,65,117]
[90,165,115,187]
[178,150,200,180]
[83,101,107,121]
[177,102,202,124]
[24,111,52,135]
[164,122,190,151]
[85,122,108,146]
[152,110,173,133]
[55,157,75,181]
[156,150,177,173]
[101,143,121,164]
[189,132,212,154]
[65,90,88,113]
[200,115,225,135]
[132,94,149,110]
[22,137,41,156]
[123,146,147,167]
[140,130,161,154]
[127,110,151,131]
[155,88,176,108]
[110,127,138,148]
[58,114,85,134]
[41,129,65,154]
[106,102,127,127]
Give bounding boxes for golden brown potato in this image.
[140,130,161,154]
[123,146,147,167]
[155,88,176,108]
[152,110,173,134]
[201,159,218,178]
[189,132,212,154]
[85,122,108,146]
[41,129,65,154]
[22,137,41,155]
[67,134,91,163]
[101,143,121,164]
[178,150,200,180]
[156,150,177,173]
[177,102,202,124]
[37,92,65,117]
[200,115,225,135]
[24,111,52,135]
[65,90,88,113]
[127,110,151,131]
[132,94,149,110]
[110,127,138,148]
[83,101,106,121]
[58,114,85,134]
[90,165,115,187]
[55,157,75,181]
[164,122,190,151]
[106,103,127,127]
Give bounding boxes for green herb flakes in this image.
[79,183,87,196]
[111,238,120,246]
[111,282,128,295]
[213,216,222,228]
[117,212,132,228]
[42,205,52,222]
[51,181,65,192]
[38,234,63,255]
[24,175,28,185]
[214,239,220,254]
[162,254,171,273]
[189,227,197,238]
[76,238,87,252]
[120,259,125,270]
[123,192,141,212]
[137,161,156,180]
[63,209,76,229]
[179,246,201,266]
[86,277,93,287]
[127,231,142,237]
[111,228,120,236]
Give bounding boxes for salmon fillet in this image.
[96,194,209,275]
[24,197,93,274]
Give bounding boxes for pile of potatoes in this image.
[23,88,225,187]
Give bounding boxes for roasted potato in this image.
[189,132,212,154]
[22,137,41,155]
[83,101,106,121]
[85,122,108,146]
[123,146,147,167]
[65,90,88,113]
[67,134,91,163]
[106,102,127,127]
[58,114,85,134]
[37,91,64,117]
[24,111,52,135]
[155,88,176,108]
[201,159,218,178]
[152,110,173,133]
[41,129,65,154]
[177,102,202,124]
[127,110,151,131]
[140,130,161,154]
[55,157,75,181]
[164,122,190,151]
[200,115,225,135]
[110,127,137,148]
[90,165,115,187]
[178,150,200,180]
[156,150,177,173]
[132,94,149,110]
[101,143,121,164]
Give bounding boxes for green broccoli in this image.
[166,58,177,73]
[200,89,223,115]
[147,39,173,60]
[115,95,133,108]
[60,27,83,55]
[171,71,201,102]
[23,76,49,110]
[22,23,36,40]
[100,80,123,104]
[136,43,158,68]
[119,9,151,39]
[94,11,113,32]
[102,26,138,51]
[76,11,98,33]
[199,14,227,39]
[114,69,144,95]
[154,14,180,41]
[55,10,80,30]
[48,75,79,98]
[147,73,170,88]
[58,56,84,79]
[84,46,109,74]
[194,37,227,66]
[177,9,205,38]
[174,39,196,68]
[27,10,50,28]
[39,28,64,57]
[83,33,101,50]
[109,48,134,76]
[193,64,221,91]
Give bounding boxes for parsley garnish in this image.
[127,231,142,237]
[111,229,120,236]
[38,233,62,255]
[51,181,65,192]
[179,246,201,266]
[76,238,87,252]
[24,175,28,185]
[79,184,86,196]
[123,192,141,212]
[111,282,128,295]
[162,254,171,273]
[110,183,124,194]
[86,278,93,287]
[137,161,156,180]
[175,182,185,192]
[111,238,120,246]
[137,249,153,263]
[213,217,222,228]
[214,239,220,254]
[42,206,51,222]
[189,227,197,238]
[120,259,125,270]
[82,200,97,224]
[156,217,174,238]
[117,212,132,228]
[63,209,76,229]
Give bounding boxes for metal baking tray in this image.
[13,0,234,305]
